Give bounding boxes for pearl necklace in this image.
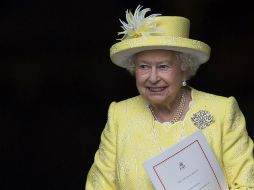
[149,89,186,124]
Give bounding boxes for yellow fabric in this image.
[86,88,254,189]
[153,17,190,38]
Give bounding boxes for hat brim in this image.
[110,36,211,68]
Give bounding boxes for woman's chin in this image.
[146,96,166,105]
[140,90,169,105]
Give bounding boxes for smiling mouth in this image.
[148,87,167,92]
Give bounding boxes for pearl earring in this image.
[182,80,187,87]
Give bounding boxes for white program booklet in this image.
[143,131,229,190]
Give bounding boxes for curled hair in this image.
[175,52,200,80]
[126,51,200,80]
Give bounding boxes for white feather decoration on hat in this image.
[117,5,162,40]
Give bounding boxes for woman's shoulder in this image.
[107,95,148,123]
[191,87,239,110]
[113,95,145,106]
[192,87,231,101]
[108,95,147,113]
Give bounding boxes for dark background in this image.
[1,0,253,189]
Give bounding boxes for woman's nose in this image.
[149,67,160,83]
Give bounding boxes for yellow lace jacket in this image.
[86,88,254,189]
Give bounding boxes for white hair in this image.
[126,51,200,80]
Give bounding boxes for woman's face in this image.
[134,49,185,106]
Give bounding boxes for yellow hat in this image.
[110,5,211,68]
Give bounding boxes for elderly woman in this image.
[86,6,254,190]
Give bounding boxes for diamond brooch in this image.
[191,110,214,129]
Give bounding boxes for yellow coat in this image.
[86,88,254,189]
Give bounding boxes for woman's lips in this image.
[148,87,167,92]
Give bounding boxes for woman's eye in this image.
[139,64,149,69]
[159,64,169,69]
